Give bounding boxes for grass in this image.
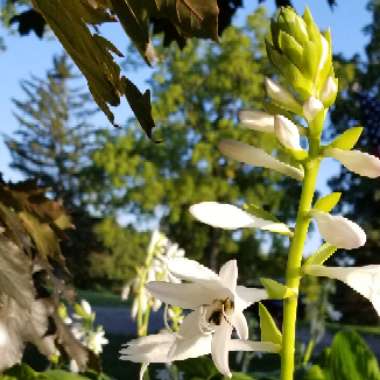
[326,322,380,336]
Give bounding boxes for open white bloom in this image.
[274,115,302,150]
[304,265,380,316]
[190,202,291,234]
[120,331,280,380]
[146,258,268,377]
[86,327,109,355]
[239,110,275,133]
[312,211,366,250]
[325,148,380,178]
[219,139,304,180]
[303,96,324,122]
[120,330,279,380]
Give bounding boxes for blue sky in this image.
[0,1,371,203]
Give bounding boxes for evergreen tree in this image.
[5,54,97,209]
[5,54,103,287]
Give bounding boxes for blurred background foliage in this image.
[0,0,379,378]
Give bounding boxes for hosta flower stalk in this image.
[119,7,379,380]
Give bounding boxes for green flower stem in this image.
[281,158,320,380]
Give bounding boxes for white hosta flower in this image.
[189,202,291,234]
[312,211,366,250]
[146,258,268,377]
[239,110,275,133]
[86,327,109,355]
[303,97,324,122]
[274,115,302,150]
[120,330,279,380]
[265,78,301,113]
[304,265,380,316]
[219,139,304,181]
[325,148,380,178]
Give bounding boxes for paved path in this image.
[95,307,380,357]
[94,306,164,336]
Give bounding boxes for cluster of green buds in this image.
[265,7,337,139]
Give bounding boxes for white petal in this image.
[173,334,212,361]
[190,202,256,229]
[227,340,280,353]
[168,258,219,282]
[231,310,249,340]
[239,110,275,133]
[146,282,230,309]
[274,115,302,150]
[190,202,292,234]
[120,331,176,363]
[235,286,268,310]
[303,97,324,122]
[312,211,366,250]
[211,320,233,378]
[219,260,238,290]
[219,139,303,181]
[326,148,380,178]
[177,309,203,339]
[305,265,380,316]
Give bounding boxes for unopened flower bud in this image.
[320,76,338,106]
[311,211,366,250]
[274,115,302,150]
[303,96,324,122]
[265,78,302,114]
[239,110,275,133]
[325,147,380,178]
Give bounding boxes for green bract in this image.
[267,7,336,101]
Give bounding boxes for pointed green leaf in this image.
[304,243,338,266]
[260,278,297,299]
[304,365,328,380]
[259,303,282,346]
[314,192,341,213]
[328,126,364,150]
[328,330,380,380]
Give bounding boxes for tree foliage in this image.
[88,8,299,279]
[0,0,338,139]
[5,55,106,287]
